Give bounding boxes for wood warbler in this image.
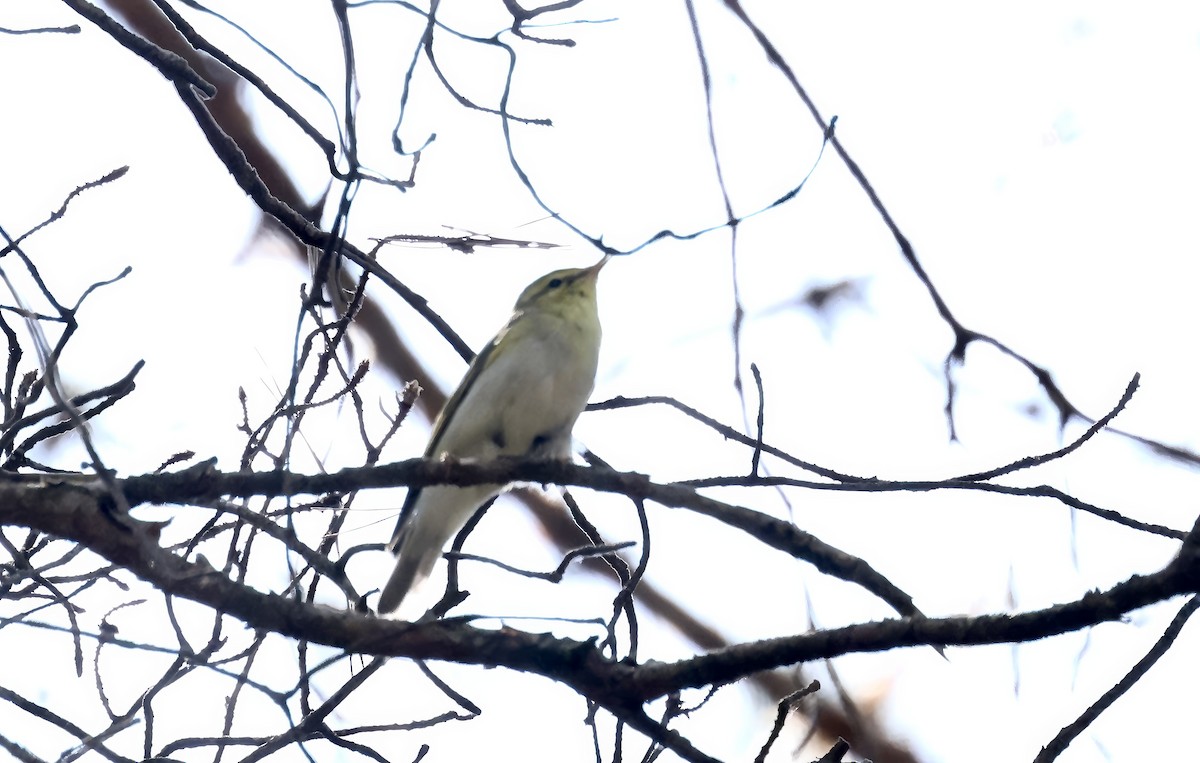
[379,256,608,614]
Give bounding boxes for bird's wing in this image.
[387,311,520,550]
[424,313,520,457]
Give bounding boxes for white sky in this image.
[2,2,1200,762]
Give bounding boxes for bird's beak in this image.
[584,255,610,279]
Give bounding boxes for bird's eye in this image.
[547,278,563,289]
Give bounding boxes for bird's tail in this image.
[378,539,437,614]
[378,484,499,615]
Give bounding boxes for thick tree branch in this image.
[2,469,1197,714]
[102,458,920,618]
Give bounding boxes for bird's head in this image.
[513,256,609,315]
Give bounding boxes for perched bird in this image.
[378,256,608,614]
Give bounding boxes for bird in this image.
[378,256,608,615]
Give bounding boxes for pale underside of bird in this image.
[378,259,606,615]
